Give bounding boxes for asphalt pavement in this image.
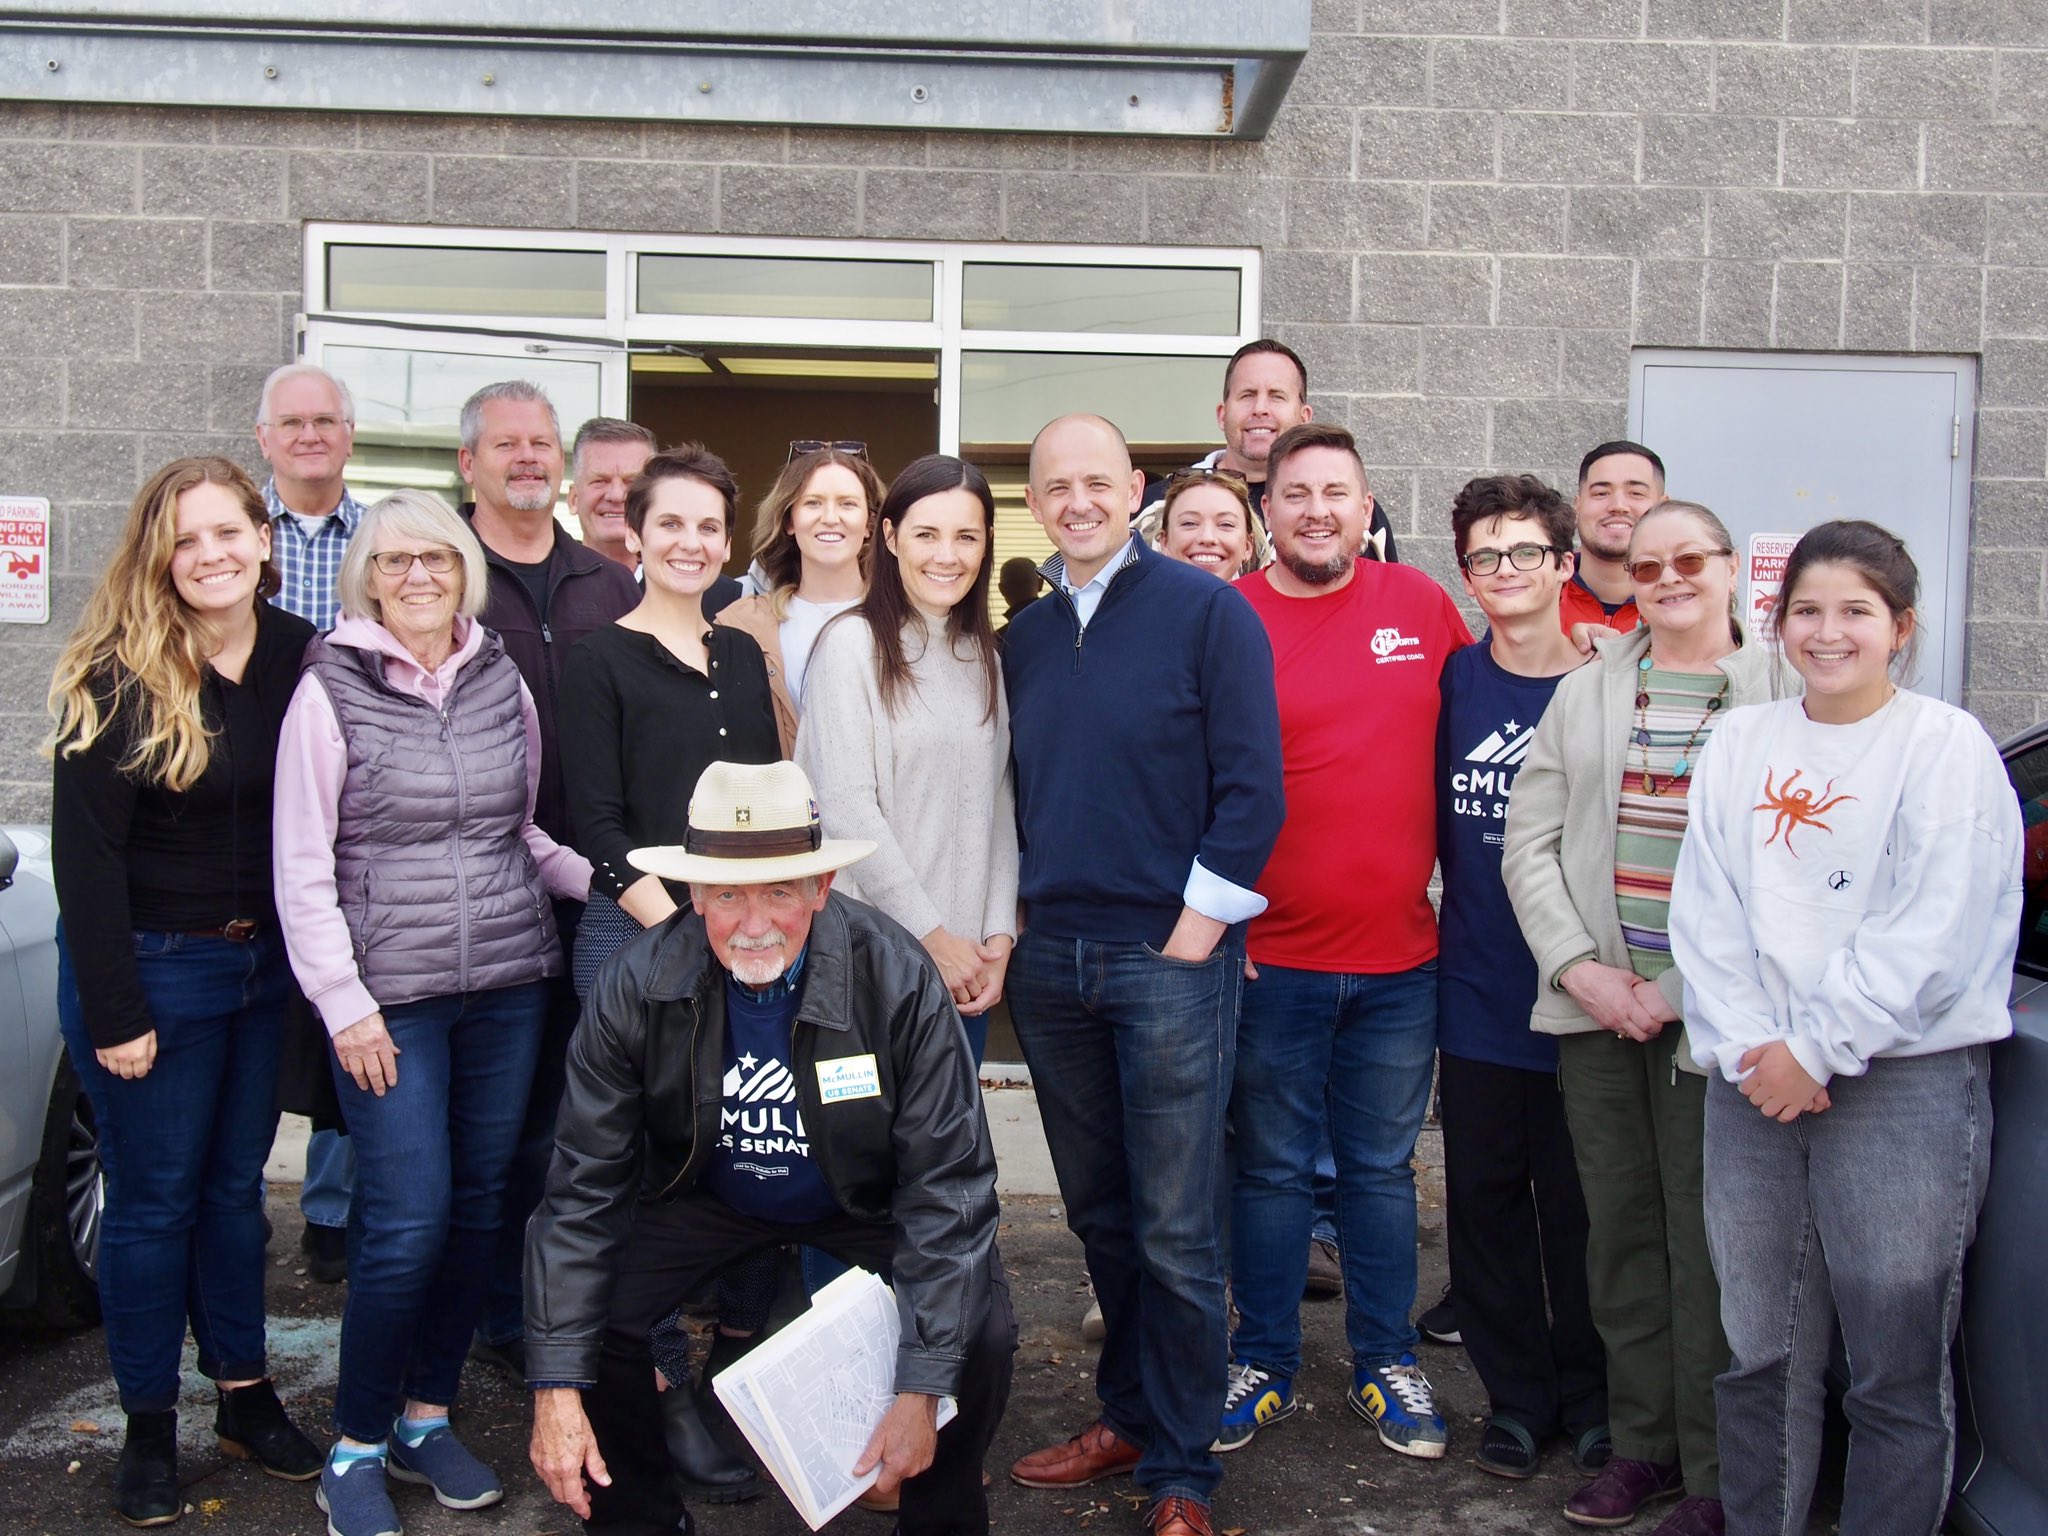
[0,1088,1837,1536]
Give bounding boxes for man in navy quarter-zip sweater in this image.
[1002,414,1284,1536]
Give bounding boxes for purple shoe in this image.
[1647,1496,1724,1536]
[1564,1457,1685,1528]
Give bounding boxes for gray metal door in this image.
[1629,351,1976,703]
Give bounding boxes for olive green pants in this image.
[1556,1030,1724,1498]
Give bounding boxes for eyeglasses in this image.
[265,415,349,436]
[1460,543,1566,575]
[1625,548,1732,584]
[370,548,460,577]
[787,439,868,463]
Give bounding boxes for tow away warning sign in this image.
[0,497,50,624]
[1745,531,1799,637]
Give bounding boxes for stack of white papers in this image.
[711,1267,957,1529]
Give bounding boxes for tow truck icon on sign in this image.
[5,552,39,579]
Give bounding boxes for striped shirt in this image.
[1614,666,1727,981]
[264,479,365,631]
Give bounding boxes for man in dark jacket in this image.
[526,760,1016,1536]
[459,380,644,1373]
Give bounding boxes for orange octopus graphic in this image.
[1755,768,1855,857]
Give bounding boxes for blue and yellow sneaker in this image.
[1211,1361,1296,1452]
[1347,1354,1447,1459]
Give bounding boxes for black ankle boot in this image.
[661,1381,760,1503]
[214,1379,322,1481]
[114,1410,180,1528]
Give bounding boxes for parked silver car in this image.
[1950,721,2048,1535]
[0,826,102,1327]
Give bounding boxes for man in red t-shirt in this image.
[1216,422,1472,1466]
[1560,439,1665,643]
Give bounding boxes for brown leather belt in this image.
[183,918,262,942]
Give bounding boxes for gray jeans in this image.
[1703,1046,1992,1536]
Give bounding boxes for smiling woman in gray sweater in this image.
[794,454,1017,1062]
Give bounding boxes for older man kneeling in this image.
[524,759,1016,1536]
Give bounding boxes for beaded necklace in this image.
[1634,654,1728,796]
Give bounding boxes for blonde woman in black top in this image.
[48,456,323,1525]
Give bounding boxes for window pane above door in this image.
[327,245,607,319]
[960,351,1220,448]
[636,254,934,322]
[962,264,1240,335]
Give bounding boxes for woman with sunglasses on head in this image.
[718,443,886,753]
[49,456,324,1526]
[794,455,1017,1061]
[1502,500,1789,1536]
[1135,467,1271,578]
[1669,521,2019,1536]
[272,490,591,1536]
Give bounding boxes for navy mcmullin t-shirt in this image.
[701,950,842,1224]
[1435,639,1568,1073]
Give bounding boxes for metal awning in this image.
[0,2,1308,138]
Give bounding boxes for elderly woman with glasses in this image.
[717,442,886,752]
[1501,499,1790,1536]
[273,489,591,1536]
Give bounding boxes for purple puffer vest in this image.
[304,627,560,1010]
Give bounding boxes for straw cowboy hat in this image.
[627,760,875,886]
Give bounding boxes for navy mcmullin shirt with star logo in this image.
[701,948,842,1224]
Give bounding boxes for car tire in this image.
[6,1051,103,1328]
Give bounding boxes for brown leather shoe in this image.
[1148,1496,1216,1536]
[1009,1421,1142,1488]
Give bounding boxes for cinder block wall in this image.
[1,1,2044,816]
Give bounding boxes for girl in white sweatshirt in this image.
[1670,520,2023,1536]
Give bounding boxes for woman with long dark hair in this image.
[49,456,323,1525]
[794,454,1017,1059]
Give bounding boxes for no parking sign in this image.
[0,496,49,624]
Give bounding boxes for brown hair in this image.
[627,443,738,535]
[845,454,1001,724]
[1266,421,1366,490]
[748,447,885,612]
[1450,474,1573,558]
[1772,518,1921,680]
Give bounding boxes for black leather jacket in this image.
[523,891,1000,1397]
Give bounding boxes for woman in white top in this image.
[1670,519,2022,1536]
[716,444,884,753]
[794,454,1018,1062]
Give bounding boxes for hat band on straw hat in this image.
[684,823,823,859]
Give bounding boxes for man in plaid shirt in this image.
[258,362,366,632]
[255,360,366,1283]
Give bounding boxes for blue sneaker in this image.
[387,1424,503,1510]
[317,1453,401,1536]
[1211,1361,1296,1452]
[1347,1354,1447,1459]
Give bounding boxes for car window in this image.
[2008,734,2048,978]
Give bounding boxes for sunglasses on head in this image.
[1459,543,1566,576]
[787,439,867,463]
[1625,548,1732,584]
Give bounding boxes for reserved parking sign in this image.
[0,496,50,625]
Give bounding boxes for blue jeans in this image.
[1705,1047,1992,1536]
[331,981,545,1442]
[56,924,289,1413]
[1008,927,1243,1505]
[300,1129,354,1229]
[1229,961,1437,1377]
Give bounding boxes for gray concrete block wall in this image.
[1,4,2046,814]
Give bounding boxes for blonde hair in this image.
[1141,468,1272,575]
[337,490,490,625]
[46,456,278,792]
[748,449,884,620]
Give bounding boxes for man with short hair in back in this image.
[568,417,657,571]
[1003,413,1284,1536]
[1145,340,1398,565]
[457,381,641,1378]
[254,360,366,1287]
[1563,440,1666,641]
